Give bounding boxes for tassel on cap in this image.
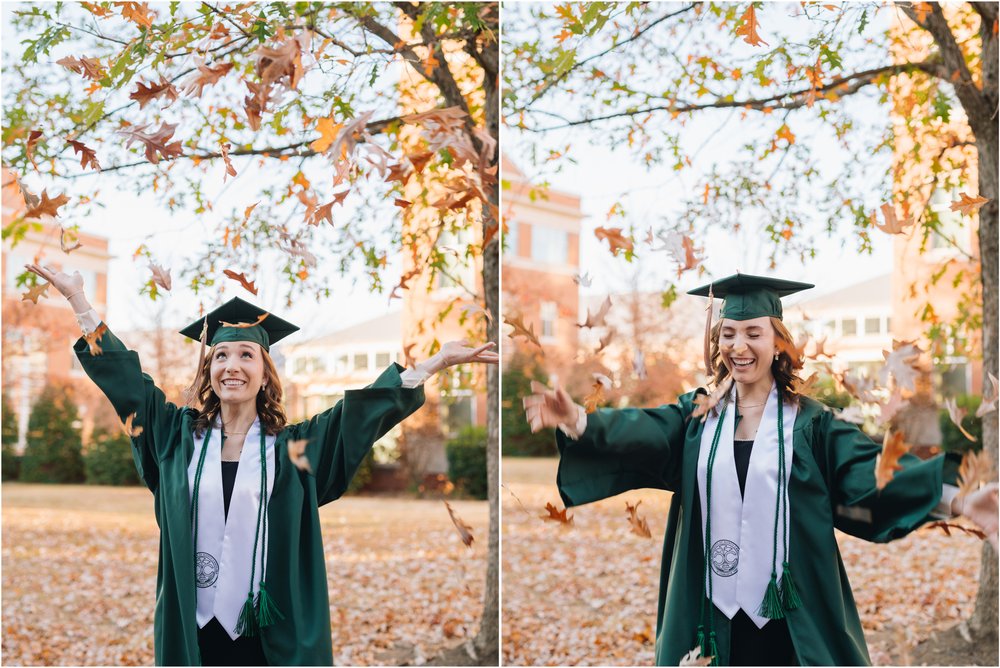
[703,283,715,377]
[256,581,285,628]
[780,561,802,611]
[183,317,209,408]
[757,574,785,620]
[707,630,720,667]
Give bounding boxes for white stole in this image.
[697,382,797,629]
[188,416,276,640]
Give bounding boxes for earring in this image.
[773,352,780,360]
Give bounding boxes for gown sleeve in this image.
[555,391,700,507]
[289,363,425,506]
[74,325,182,492]
[816,409,961,543]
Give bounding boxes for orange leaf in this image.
[540,502,573,526]
[394,198,412,208]
[875,430,910,490]
[505,313,542,349]
[122,411,144,438]
[222,269,258,295]
[243,201,259,223]
[56,55,105,81]
[957,449,994,499]
[129,77,179,109]
[925,520,986,541]
[444,500,475,547]
[220,312,269,329]
[117,1,154,28]
[775,123,795,145]
[625,500,652,538]
[949,192,990,217]
[872,203,915,235]
[26,130,42,170]
[309,117,342,153]
[84,323,109,356]
[21,282,49,304]
[594,226,634,256]
[23,189,70,219]
[181,57,233,97]
[117,123,183,164]
[691,375,734,422]
[734,4,769,47]
[66,139,101,171]
[583,377,607,414]
[220,143,237,181]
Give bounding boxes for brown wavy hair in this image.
[191,345,287,436]
[709,317,807,401]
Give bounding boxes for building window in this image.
[294,357,307,374]
[885,317,892,336]
[540,302,556,339]
[375,352,391,367]
[443,394,476,436]
[864,317,881,335]
[338,355,349,373]
[531,225,568,264]
[841,317,857,336]
[506,220,519,257]
[353,353,369,370]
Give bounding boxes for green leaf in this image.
[932,91,951,122]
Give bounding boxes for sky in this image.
[502,1,897,309]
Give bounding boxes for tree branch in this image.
[521,62,935,131]
[526,3,697,106]
[896,2,977,92]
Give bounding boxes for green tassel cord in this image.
[235,593,259,637]
[780,561,802,611]
[256,581,285,628]
[758,574,785,620]
[706,630,720,667]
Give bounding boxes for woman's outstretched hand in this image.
[523,381,579,433]
[438,340,499,368]
[24,263,83,299]
[955,482,999,550]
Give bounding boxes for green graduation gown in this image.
[556,390,958,666]
[76,327,425,666]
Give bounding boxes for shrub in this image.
[2,392,20,481]
[85,427,141,486]
[20,384,85,483]
[502,355,557,457]
[346,449,375,495]
[446,425,487,499]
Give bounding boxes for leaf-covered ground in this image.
[2,484,487,666]
[502,457,983,666]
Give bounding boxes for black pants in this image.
[197,617,268,666]
[729,609,797,666]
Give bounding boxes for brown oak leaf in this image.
[872,203,915,235]
[118,123,183,164]
[24,189,70,219]
[691,375,734,422]
[220,142,237,181]
[579,296,612,329]
[84,323,109,356]
[122,411,144,438]
[180,57,234,97]
[957,449,994,499]
[540,502,573,526]
[222,269,258,295]
[220,313,269,329]
[594,226,634,257]
[875,430,910,490]
[56,55,105,81]
[66,139,101,170]
[21,282,49,304]
[117,1,154,28]
[735,4,769,46]
[444,500,475,547]
[949,192,990,217]
[505,314,541,349]
[287,439,312,473]
[129,77,179,109]
[625,500,652,538]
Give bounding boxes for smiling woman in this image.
[523,272,998,667]
[23,263,499,667]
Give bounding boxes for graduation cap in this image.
[179,296,299,352]
[687,273,813,321]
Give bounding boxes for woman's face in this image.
[718,316,778,386]
[210,341,265,405]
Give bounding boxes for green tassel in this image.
[696,625,706,656]
[780,561,802,611]
[757,574,785,620]
[255,581,285,628]
[235,592,259,637]
[707,631,720,667]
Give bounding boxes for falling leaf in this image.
[84,323,108,356]
[21,282,49,304]
[394,198,412,208]
[389,268,419,301]
[505,314,541,349]
[60,226,82,253]
[595,331,613,354]
[573,272,592,288]
[633,349,647,380]
[734,4,769,47]
[459,303,494,324]
[944,398,976,442]
[117,1,154,28]
[949,193,990,217]
[56,55,105,81]
[875,430,910,490]
[540,502,573,526]
[775,123,795,145]
[306,200,336,226]
[583,374,610,414]
[309,117,343,153]
[117,123,183,164]
[924,520,986,541]
[691,375,734,422]
[149,263,171,292]
[180,57,233,97]
[879,341,922,392]
[624,500,651,538]
[66,139,101,170]
[836,370,879,403]
[129,77,178,109]
[444,501,475,548]
[220,313,269,329]
[655,231,702,277]
[594,227,634,257]
[122,412,143,438]
[222,269,258,295]
[679,645,713,666]
[872,203,915,235]
[220,143,237,181]
[243,202,259,223]
[976,373,998,418]
[877,388,907,425]
[810,336,833,359]
[23,189,70,219]
[26,130,42,169]
[255,37,305,91]
[837,405,866,425]
[578,296,612,329]
[957,449,993,499]
[287,438,312,473]
[403,342,417,368]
